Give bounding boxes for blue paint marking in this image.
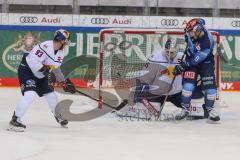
[0,25,106,32]
[0,25,239,35]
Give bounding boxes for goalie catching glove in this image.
[39,65,51,76]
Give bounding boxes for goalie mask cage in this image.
[97,28,221,107]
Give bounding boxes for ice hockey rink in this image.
[0,87,239,160]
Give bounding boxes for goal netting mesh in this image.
[97,28,220,96]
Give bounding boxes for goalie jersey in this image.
[139,50,183,95]
[25,40,65,81]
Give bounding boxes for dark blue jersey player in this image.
[173,18,220,122]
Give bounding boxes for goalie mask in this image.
[164,38,178,62]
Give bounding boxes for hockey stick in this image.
[158,53,186,115]
[141,98,160,117]
[75,89,128,111]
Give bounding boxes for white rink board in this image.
[0,13,240,30]
[0,88,240,160]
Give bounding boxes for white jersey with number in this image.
[147,50,183,95]
[26,40,64,79]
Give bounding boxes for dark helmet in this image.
[54,29,70,44]
[185,18,205,32]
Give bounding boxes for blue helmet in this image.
[54,29,70,43]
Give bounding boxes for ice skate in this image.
[8,112,26,132]
[207,108,220,124]
[175,107,190,120]
[55,115,68,128]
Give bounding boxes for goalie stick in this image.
[158,48,186,115]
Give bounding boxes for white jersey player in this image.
[8,29,76,132]
[134,38,184,109]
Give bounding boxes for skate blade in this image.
[60,124,68,128]
[7,125,25,132]
[207,119,221,124]
[175,116,188,121]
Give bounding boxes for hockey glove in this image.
[61,78,76,94]
[48,72,57,84]
[47,72,57,89]
[39,65,51,76]
[173,62,189,75]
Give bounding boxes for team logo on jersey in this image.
[160,66,175,79]
[43,44,48,48]
[26,79,36,88]
[2,32,41,73]
[57,57,63,62]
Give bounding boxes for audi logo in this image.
[20,16,38,23]
[231,21,240,27]
[161,19,179,26]
[91,18,109,24]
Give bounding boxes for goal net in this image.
[96,28,221,110]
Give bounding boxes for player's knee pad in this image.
[204,89,216,109]
[181,83,195,105]
[182,83,195,97]
[205,89,216,100]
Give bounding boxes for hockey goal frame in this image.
[98,28,221,107]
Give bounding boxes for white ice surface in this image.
[0,88,240,160]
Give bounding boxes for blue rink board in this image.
[0,25,239,35]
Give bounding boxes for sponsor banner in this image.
[0,13,239,30]
[6,13,73,26]
[0,27,239,90]
[149,16,216,29]
[149,16,182,29]
[0,78,89,88]
[218,18,240,29]
[221,82,240,91]
[79,15,142,27]
[1,77,239,91]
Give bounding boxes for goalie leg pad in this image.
[133,79,149,103]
